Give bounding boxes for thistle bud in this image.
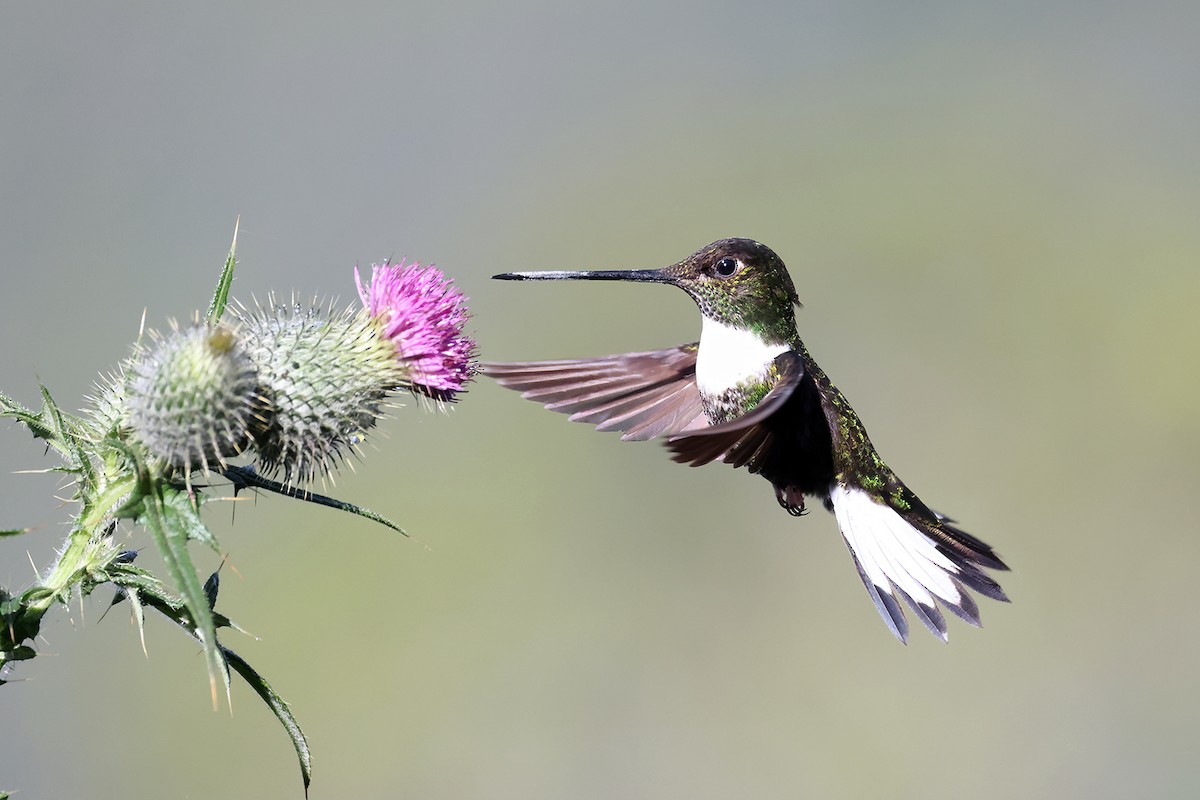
[235,303,397,485]
[232,261,476,485]
[124,324,259,473]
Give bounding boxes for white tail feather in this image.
[831,484,965,641]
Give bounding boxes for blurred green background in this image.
[2,2,1198,798]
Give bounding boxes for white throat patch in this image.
[695,317,789,395]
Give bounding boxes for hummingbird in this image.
[484,238,1009,643]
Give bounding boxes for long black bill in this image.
[492,268,673,284]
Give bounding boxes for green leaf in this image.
[109,562,246,639]
[0,528,31,538]
[161,484,220,551]
[37,385,93,480]
[126,583,149,657]
[206,217,239,325]
[0,391,50,439]
[0,387,96,492]
[224,646,312,793]
[138,481,229,709]
[221,465,407,537]
[117,565,310,793]
[204,567,220,610]
[1,645,37,664]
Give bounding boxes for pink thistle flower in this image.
[356,260,477,400]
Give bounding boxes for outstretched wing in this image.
[482,345,708,441]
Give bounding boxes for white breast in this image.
[695,317,789,395]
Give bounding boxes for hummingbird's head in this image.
[493,237,801,343]
[661,239,800,335]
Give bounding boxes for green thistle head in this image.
[124,323,259,473]
[235,301,398,485]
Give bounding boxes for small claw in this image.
[775,485,807,516]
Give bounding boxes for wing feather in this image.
[483,345,708,441]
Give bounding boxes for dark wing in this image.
[482,345,708,441]
[665,351,807,473]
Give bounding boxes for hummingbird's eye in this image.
[714,257,739,277]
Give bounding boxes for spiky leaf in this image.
[135,482,228,708]
[207,217,239,325]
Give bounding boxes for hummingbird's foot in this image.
[775,485,807,516]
